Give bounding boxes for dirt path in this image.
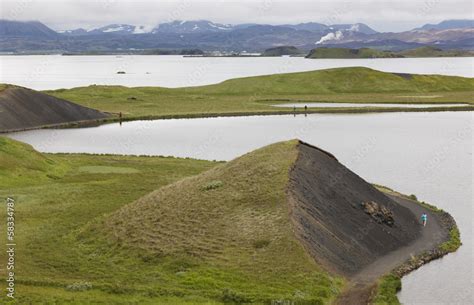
[335,194,448,305]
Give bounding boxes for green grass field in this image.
[44,67,474,120]
[0,137,221,304]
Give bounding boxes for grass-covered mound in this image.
[95,140,457,304]
[88,140,342,304]
[46,67,474,118]
[0,137,68,188]
[399,46,474,58]
[195,67,473,94]
[262,46,305,56]
[0,138,341,304]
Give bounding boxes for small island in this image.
[261,45,306,56]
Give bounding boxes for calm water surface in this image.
[273,102,470,108]
[7,111,473,304]
[0,55,473,90]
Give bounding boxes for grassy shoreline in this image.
[371,187,461,305]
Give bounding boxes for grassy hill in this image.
[306,48,401,59]
[46,67,474,119]
[0,137,459,304]
[79,139,455,304]
[0,138,342,304]
[0,137,68,187]
[194,67,473,94]
[262,46,305,56]
[399,46,474,57]
[86,140,342,304]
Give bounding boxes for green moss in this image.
[439,227,461,252]
[371,274,401,305]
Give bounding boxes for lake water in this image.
[6,111,473,304]
[0,55,473,90]
[273,102,470,108]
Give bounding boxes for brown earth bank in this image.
[0,85,109,132]
[288,141,452,305]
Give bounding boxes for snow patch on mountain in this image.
[133,25,153,34]
[349,24,360,32]
[103,25,127,33]
[208,22,232,30]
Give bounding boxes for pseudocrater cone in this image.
[98,140,451,303]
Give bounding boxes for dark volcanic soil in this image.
[0,86,108,132]
[289,142,421,276]
[288,141,450,304]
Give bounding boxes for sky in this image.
[1,0,472,32]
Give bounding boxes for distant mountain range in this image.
[0,20,58,39]
[416,19,473,31]
[0,19,472,53]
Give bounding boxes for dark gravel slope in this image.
[288,141,421,276]
[0,86,108,132]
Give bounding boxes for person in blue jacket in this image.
[421,213,428,227]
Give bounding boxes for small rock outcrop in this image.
[362,201,395,226]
